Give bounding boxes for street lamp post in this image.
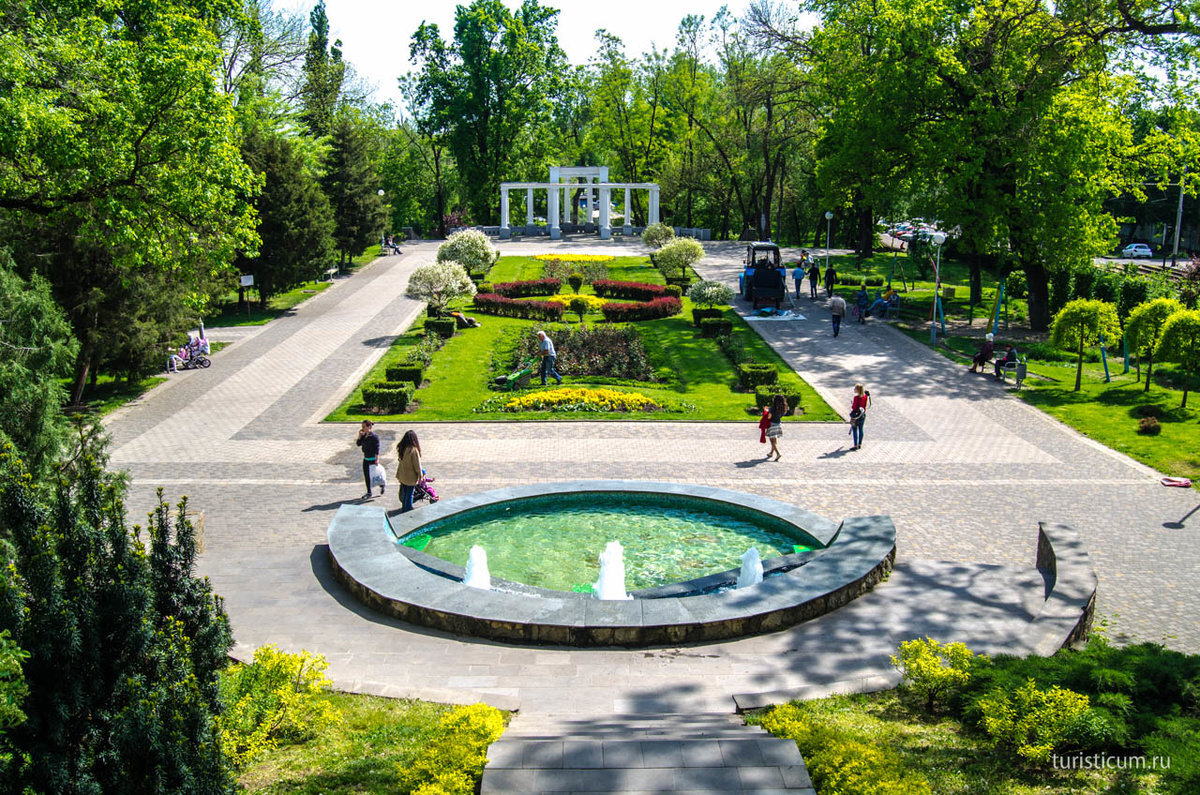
[824,211,834,272]
[930,232,946,344]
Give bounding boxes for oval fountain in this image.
[326,480,896,647]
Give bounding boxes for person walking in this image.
[830,292,847,337]
[355,420,382,499]
[792,262,805,299]
[765,394,788,461]
[807,260,821,299]
[824,263,838,298]
[849,383,871,450]
[536,330,563,386]
[854,284,870,323]
[396,430,422,513]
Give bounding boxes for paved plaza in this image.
[106,240,1199,717]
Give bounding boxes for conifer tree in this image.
[323,114,385,267]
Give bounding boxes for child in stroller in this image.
[412,469,439,503]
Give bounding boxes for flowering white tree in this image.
[436,229,497,273]
[406,261,477,314]
[687,280,734,308]
[641,222,674,250]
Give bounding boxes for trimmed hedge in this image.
[665,276,692,289]
[699,318,733,338]
[840,275,886,287]
[755,385,801,415]
[592,280,669,301]
[474,293,565,322]
[738,363,778,388]
[492,278,561,297]
[425,318,457,338]
[362,383,413,413]
[469,270,487,283]
[601,296,682,322]
[692,307,724,327]
[664,284,683,298]
[384,365,424,388]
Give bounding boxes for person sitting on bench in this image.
[867,289,898,317]
[993,343,1017,379]
[969,333,995,373]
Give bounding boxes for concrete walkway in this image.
[104,240,1199,720]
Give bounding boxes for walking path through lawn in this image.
[105,240,1199,718]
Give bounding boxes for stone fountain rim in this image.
[327,480,896,647]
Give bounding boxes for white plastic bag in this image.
[369,464,387,488]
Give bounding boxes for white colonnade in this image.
[499,166,659,240]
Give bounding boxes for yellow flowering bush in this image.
[217,645,341,767]
[398,703,506,794]
[533,253,614,262]
[890,637,983,712]
[759,704,933,794]
[544,293,607,313]
[978,678,1090,764]
[504,387,662,413]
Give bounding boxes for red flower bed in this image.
[601,296,682,322]
[591,280,668,301]
[491,278,561,298]
[473,293,564,321]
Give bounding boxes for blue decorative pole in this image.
[1100,334,1111,383]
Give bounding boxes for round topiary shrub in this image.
[568,272,584,293]
[688,280,735,309]
[657,237,705,280]
[641,222,675,250]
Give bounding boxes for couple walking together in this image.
[757,383,871,457]
[356,421,425,512]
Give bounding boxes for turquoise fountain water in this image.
[403,492,817,592]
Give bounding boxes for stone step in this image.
[481,764,814,793]
[487,737,803,769]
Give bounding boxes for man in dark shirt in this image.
[356,420,382,499]
[993,344,1018,380]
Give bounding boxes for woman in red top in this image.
[850,383,870,450]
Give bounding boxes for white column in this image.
[526,188,534,227]
[599,187,612,240]
[648,187,660,225]
[581,180,590,226]
[563,185,569,226]
[548,188,561,240]
[623,187,633,234]
[500,188,510,238]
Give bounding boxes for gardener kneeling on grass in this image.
[536,330,563,386]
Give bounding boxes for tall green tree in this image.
[410,0,565,222]
[0,252,77,473]
[0,450,235,792]
[299,0,345,137]
[0,0,259,403]
[323,113,386,266]
[238,126,336,298]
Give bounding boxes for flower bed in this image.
[545,293,607,313]
[592,280,669,301]
[473,293,564,322]
[533,254,615,263]
[601,296,682,322]
[497,387,664,413]
[491,278,561,297]
[507,325,655,381]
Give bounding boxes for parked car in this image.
[1121,243,1153,258]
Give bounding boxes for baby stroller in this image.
[413,469,439,503]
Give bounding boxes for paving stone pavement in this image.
[105,240,1200,721]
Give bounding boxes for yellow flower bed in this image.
[504,387,661,413]
[544,294,608,313]
[533,254,615,263]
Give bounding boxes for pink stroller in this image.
[413,469,439,503]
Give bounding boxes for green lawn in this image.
[328,255,837,423]
[70,374,168,415]
[238,693,454,793]
[923,331,1200,484]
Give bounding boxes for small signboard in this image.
[239,274,254,287]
